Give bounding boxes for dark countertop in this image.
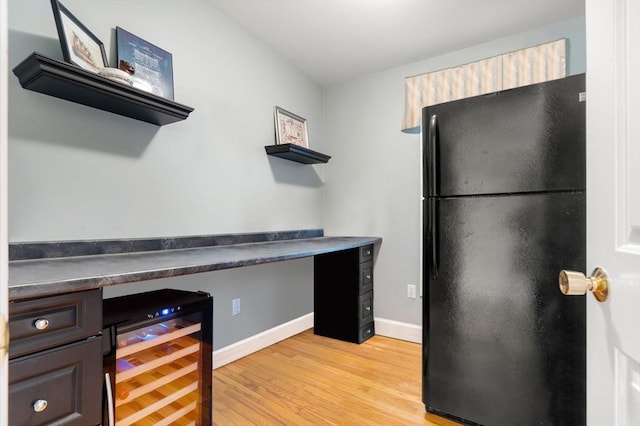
[9,235,381,301]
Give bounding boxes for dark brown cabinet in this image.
[8,289,103,425]
[314,244,375,343]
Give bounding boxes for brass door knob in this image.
[559,267,609,302]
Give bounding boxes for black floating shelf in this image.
[12,52,194,126]
[265,144,331,164]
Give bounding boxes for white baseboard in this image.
[212,314,422,369]
[213,313,314,369]
[374,317,422,343]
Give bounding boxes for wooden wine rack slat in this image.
[116,361,198,407]
[116,382,198,426]
[117,323,201,358]
[155,401,198,426]
[116,340,200,383]
[115,372,200,425]
[116,351,197,395]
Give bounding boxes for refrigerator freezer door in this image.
[423,74,585,197]
[423,191,586,425]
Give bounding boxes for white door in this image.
[585,0,640,425]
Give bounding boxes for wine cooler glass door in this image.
[113,312,204,426]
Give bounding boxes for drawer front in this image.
[359,245,373,263]
[9,337,103,426]
[9,289,102,359]
[359,261,373,294]
[359,291,373,325]
[358,322,375,343]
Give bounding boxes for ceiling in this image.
[210,0,585,87]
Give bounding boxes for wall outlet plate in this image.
[407,284,417,299]
[232,298,241,316]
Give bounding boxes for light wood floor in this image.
[212,329,460,425]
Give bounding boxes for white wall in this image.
[7,0,323,348]
[8,0,325,241]
[6,0,587,348]
[322,17,586,328]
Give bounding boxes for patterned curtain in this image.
[401,39,566,133]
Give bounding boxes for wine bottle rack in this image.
[114,318,202,426]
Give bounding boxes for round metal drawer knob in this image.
[34,319,49,330]
[33,399,48,413]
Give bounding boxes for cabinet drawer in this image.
[9,337,103,426]
[359,261,373,294]
[359,291,373,325]
[359,245,373,263]
[9,289,102,359]
[358,322,375,343]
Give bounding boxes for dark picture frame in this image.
[116,26,174,100]
[274,106,309,148]
[50,0,108,72]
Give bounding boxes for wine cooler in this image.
[102,289,213,426]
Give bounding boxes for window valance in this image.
[401,39,567,133]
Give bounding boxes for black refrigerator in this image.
[422,74,586,426]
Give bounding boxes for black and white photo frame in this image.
[50,0,108,72]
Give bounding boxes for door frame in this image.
[0,0,10,424]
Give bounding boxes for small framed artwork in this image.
[115,26,174,100]
[274,106,309,148]
[50,0,108,72]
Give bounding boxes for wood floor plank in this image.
[213,330,460,425]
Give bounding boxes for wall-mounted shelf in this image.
[265,143,331,164]
[12,52,194,126]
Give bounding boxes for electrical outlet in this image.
[232,298,241,316]
[407,284,417,299]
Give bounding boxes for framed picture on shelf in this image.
[115,26,174,100]
[274,106,309,148]
[50,0,108,72]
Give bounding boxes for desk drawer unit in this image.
[9,289,102,359]
[9,338,103,426]
[9,289,103,425]
[314,244,375,343]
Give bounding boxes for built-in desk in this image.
[8,230,381,300]
[7,230,381,423]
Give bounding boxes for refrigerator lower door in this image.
[423,191,586,426]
